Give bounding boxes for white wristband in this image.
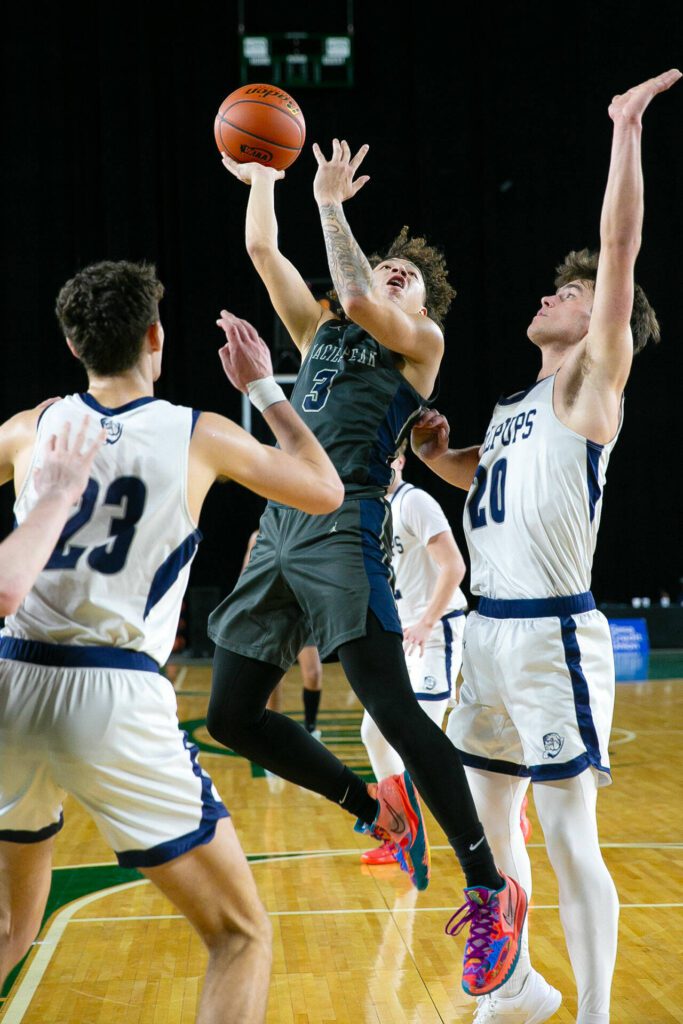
[246,376,286,413]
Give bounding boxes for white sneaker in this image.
[473,968,562,1023]
[308,728,323,742]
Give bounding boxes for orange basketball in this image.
[214,83,306,171]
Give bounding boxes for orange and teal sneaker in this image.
[360,840,399,865]
[354,771,431,890]
[445,871,528,996]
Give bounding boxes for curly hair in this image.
[327,226,456,330]
[56,260,165,375]
[554,248,660,355]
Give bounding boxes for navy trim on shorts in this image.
[416,690,451,702]
[560,615,609,775]
[0,813,65,844]
[0,637,159,672]
[477,592,595,619]
[528,752,612,782]
[115,734,229,868]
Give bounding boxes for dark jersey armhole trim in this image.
[191,410,202,436]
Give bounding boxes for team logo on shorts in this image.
[542,732,564,759]
[100,417,123,444]
[423,675,437,691]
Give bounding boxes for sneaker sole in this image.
[398,773,431,891]
[526,986,562,1024]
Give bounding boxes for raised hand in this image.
[216,310,274,393]
[411,409,451,462]
[220,153,285,186]
[312,139,370,206]
[34,418,105,506]
[609,68,681,125]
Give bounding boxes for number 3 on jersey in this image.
[45,476,147,574]
[467,458,507,529]
[302,368,338,413]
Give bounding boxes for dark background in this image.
[1,1,681,606]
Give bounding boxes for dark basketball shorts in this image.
[207,497,402,671]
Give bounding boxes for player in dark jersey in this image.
[209,141,527,997]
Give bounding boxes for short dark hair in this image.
[554,248,660,355]
[327,226,456,330]
[56,260,165,375]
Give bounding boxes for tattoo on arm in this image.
[319,203,373,300]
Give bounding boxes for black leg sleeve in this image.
[207,646,366,808]
[337,612,491,846]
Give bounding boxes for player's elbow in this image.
[304,476,344,515]
[340,293,378,328]
[246,239,279,268]
[0,581,24,617]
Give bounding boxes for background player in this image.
[242,529,324,739]
[0,418,103,615]
[208,142,527,998]
[413,70,680,1024]
[0,261,343,1024]
[360,442,467,864]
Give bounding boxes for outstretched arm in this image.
[558,69,680,440]
[221,157,329,353]
[189,312,344,519]
[411,410,481,491]
[0,420,103,615]
[313,140,443,368]
[403,529,466,657]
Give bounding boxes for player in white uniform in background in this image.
[413,71,680,1024]
[360,442,467,864]
[0,260,343,1024]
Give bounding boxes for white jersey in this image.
[388,482,467,625]
[3,393,201,666]
[464,374,621,600]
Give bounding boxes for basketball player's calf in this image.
[0,838,55,986]
[143,818,272,1024]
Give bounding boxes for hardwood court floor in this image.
[2,655,682,1023]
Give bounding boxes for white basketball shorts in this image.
[405,609,465,702]
[0,642,228,866]
[446,593,614,786]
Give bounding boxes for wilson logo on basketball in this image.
[240,144,272,162]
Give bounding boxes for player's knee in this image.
[302,666,322,690]
[205,899,272,961]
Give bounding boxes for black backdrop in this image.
[1,1,681,605]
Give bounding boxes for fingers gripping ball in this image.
[214,83,306,170]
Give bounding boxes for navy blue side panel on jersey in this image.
[366,382,424,488]
[359,499,402,636]
[144,529,202,620]
[586,441,604,523]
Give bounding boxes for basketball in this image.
[214,83,306,171]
